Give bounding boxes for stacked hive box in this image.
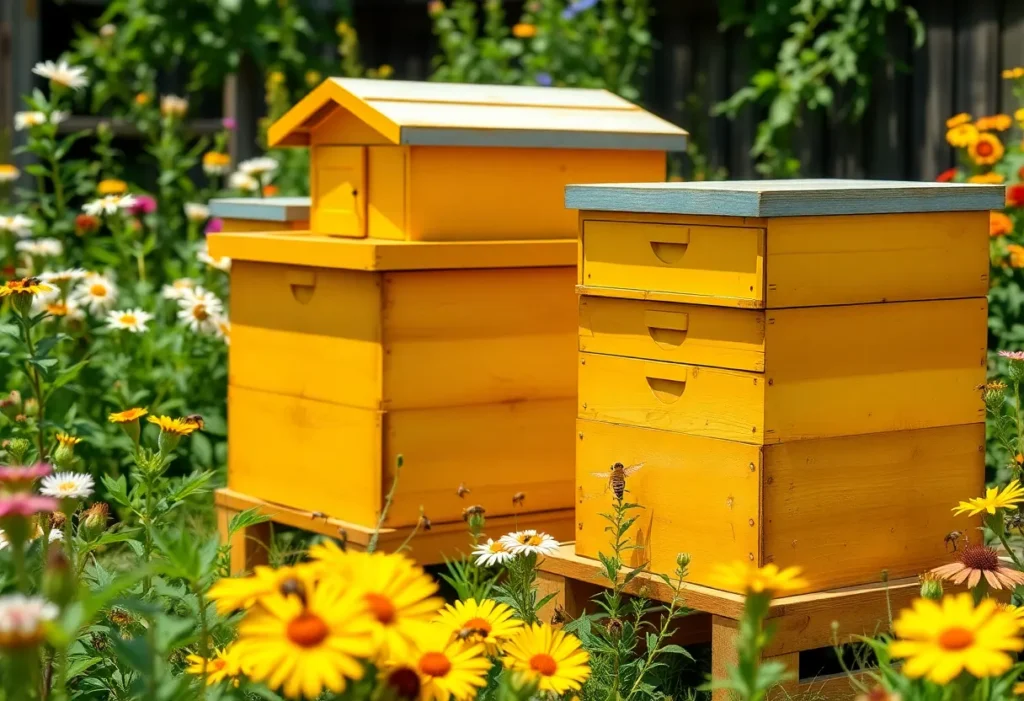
[566,180,1002,595]
[207,79,687,549]
[209,197,310,233]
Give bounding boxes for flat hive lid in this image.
[209,197,310,222]
[565,179,1006,217]
[269,78,688,152]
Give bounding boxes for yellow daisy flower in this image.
[309,544,443,658]
[502,622,590,694]
[711,561,808,596]
[969,132,1005,165]
[55,433,81,446]
[1016,108,1024,124]
[399,624,491,701]
[947,123,980,148]
[435,598,523,652]
[207,564,318,615]
[108,407,148,423]
[146,415,199,436]
[185,647,241,686]
[952,481,1024,516]
[889,593,1024,684]
[969,172,1005,184]
[97,178,128,195]
[946,113,972,128]
[0,278,52,298]
[1004,68,1024,80]
[232,575,378,699]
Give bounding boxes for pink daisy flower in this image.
[0,494,59,518]
[999,350,1024,361]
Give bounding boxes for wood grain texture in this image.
[911,0,955,181]
[582,219,765,303]
[763,298,987,443]
[382,399,576,526]
[575,419,761,590]
[765,211,990,307]
[367,146,407,240]
[208,232,577,271]
[209,197,311,222]
[566,180,1005,217]
[762,423,985,592]
[578,352,764,443]
[229,261,383,408]
[578,295,766,372]
[406,147,667,241]
[269,76,687,150]
[215,488,574,566]
[217,505,271,576]
[381,267,577,409]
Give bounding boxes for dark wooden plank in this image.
[827,85,865,178]
[868,17,911,178]
[694,11,730,175]
[909,0,955,180]
[1001,0,1024,113]
[649,0,694,177]
[955,0,1001,118]
[726,25,755,179]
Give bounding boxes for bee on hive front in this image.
[591,462,644,500]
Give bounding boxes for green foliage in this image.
[429,0,652,100]
[716,0,924,177]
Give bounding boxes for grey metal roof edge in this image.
[208,198,312,222]
[400,127,688,152]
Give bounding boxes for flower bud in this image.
[44,547,75,607]
[676,552,691,574]
[49,511,66,530]
[6,438,29,465]
[920,574,943,601]
[1009,359,1024,384]
[81,502,109,538]
[605,617,623,641]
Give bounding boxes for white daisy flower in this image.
[82,194,137,216]
[40,269,87,285]
[49,111,69,126]
[40,471,94,500]
[160,95,189,118]
[46,528,63,543]
[183,202,209,222]
[238,156,279,180]
[14,112,46,130]
[32,59,88,91]
[0,594,60,646]
[228,171,259,192]
[499,530,560,556]
[0,215,34,237]
[197,243,231,272]
[214,316,231,345]
[73,275,117,313]
[161,278,195,301]
[16,238,63,257]
[105,308,153,333]
[472,538,515,567]
[180,285,222,307]
[36,298,84,322]
[177,299,221,334]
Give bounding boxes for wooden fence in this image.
[4,0,1024,180]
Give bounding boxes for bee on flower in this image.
[72,274,118,313]
[499,530,559,556]
[0,215,35,238]
[159,94,189,119]
[82,194,138,217]
[32,59,88,90]
[105,308,153,333]
[202,151,231,176]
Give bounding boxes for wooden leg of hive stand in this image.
[535,571,603,625]
[711,615,740,701]
[217,505,271,575]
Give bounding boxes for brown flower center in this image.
[386,667,421,699]
[462,617,492,634]
[286,612,329,648]
[529,653,558,676]
[977,141,994,157]
[210,659,226,672]
[365,593,397,624]
[193,305,209,321]
[960,544,1000,571]
[419,651,452,677]
[938,626,975,651]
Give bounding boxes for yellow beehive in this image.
[209,197,310,233]
[567,180,1003,595]
[209,80,687,538]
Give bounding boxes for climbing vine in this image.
[715,0,924,177]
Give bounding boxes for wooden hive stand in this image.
[537,543,919,701]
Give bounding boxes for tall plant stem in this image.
[18,312,47,460]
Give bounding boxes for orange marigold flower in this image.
[108,407,148,423]
[968,172,1005,184]
[263,184,280,197]
[147,415,199,436]
[991,211,1014,237]
[1007,185,1024,208]
[1008,244,1024,268]
[947,123,979,148]
[976,114,1013,132]
[969,133,1005,165]
[936,168,958,183]
[1004,67,1024,80]
[946,113,972,129]
[513,23,537,38]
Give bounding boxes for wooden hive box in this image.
[209,80,688,539]
[566,179,1003,595]
[209,197,310,233]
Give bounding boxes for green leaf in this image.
[65,656,102,679]
[658,643,694,659]
[228,507,271,536]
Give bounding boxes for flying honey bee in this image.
[462,505,485,521]
[550,605,569,625]
[944,530,963,552]
[311,511,328,521]
[418,513,433,531]
[1008,512,1024,533]
[337,528,348,550]
[512,492,526,507]
[183,414,205,430]
[590,462,644,500]
[456,483,471,498]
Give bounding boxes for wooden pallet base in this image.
[215,488,575,573]
[538,543,921,701]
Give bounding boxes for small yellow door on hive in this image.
[313,146,367,236]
